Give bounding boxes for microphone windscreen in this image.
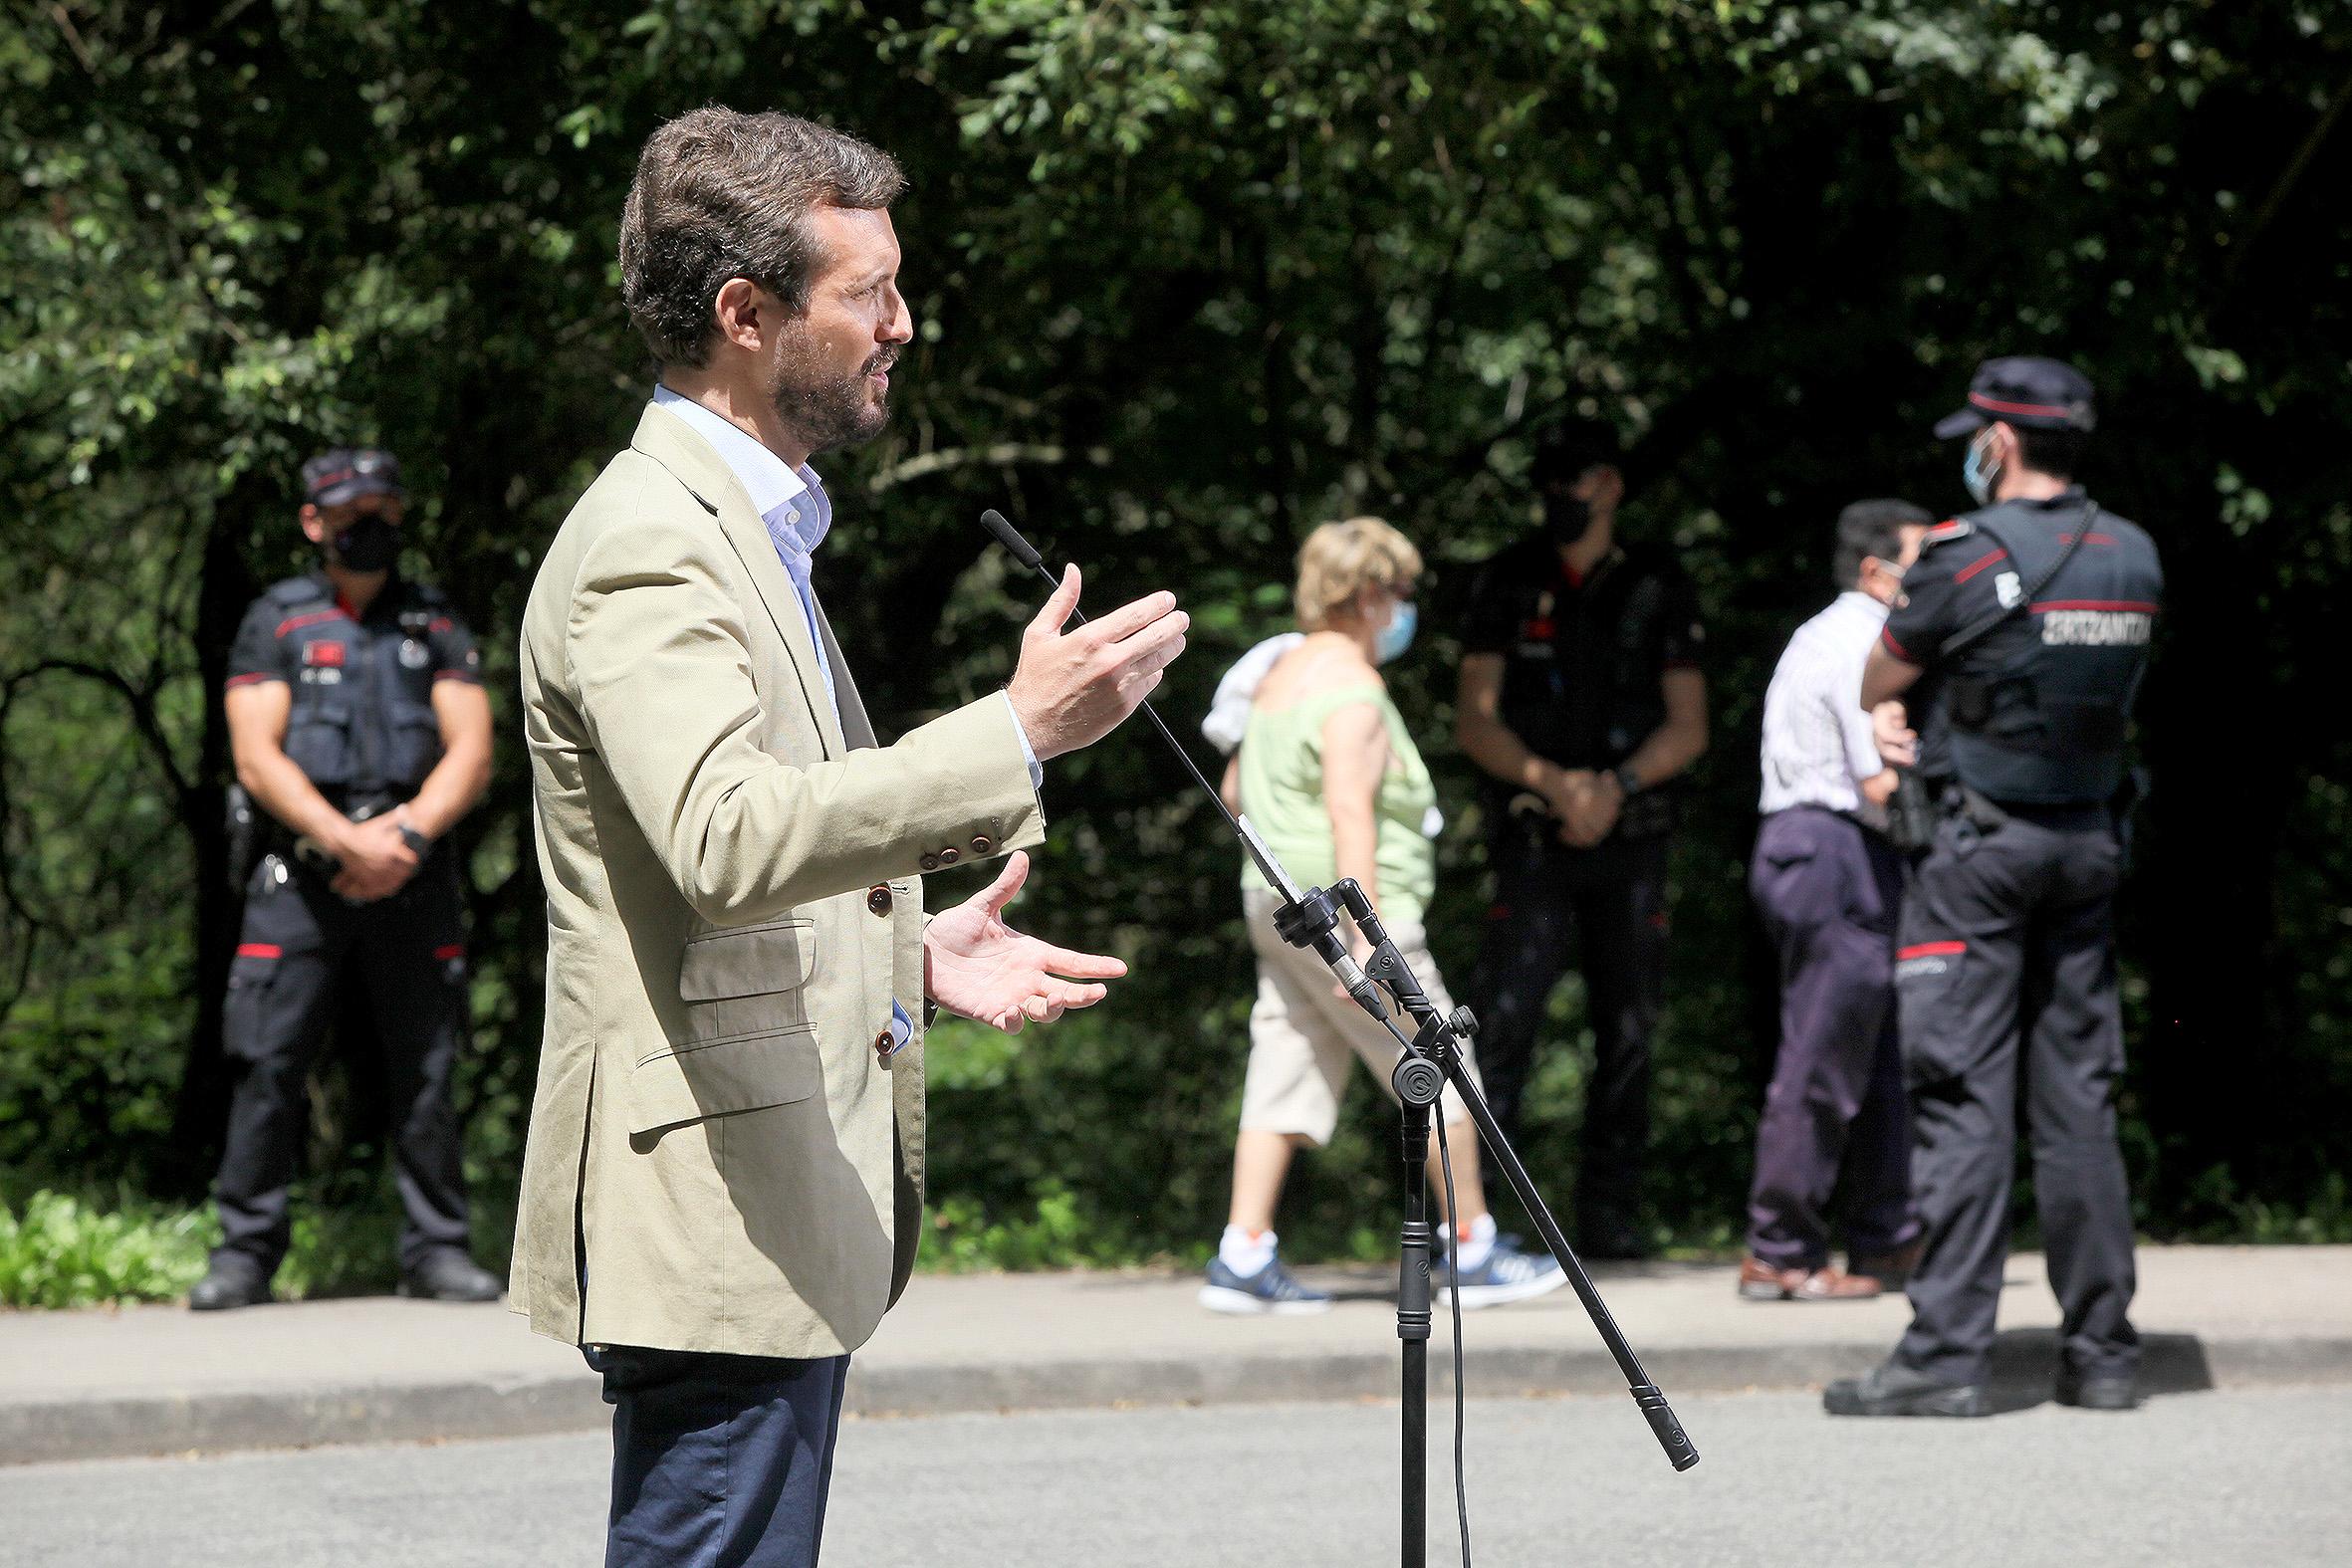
[979,510,1045,570]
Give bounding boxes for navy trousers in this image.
[1893,799,2138,1388]
[1745,808,1919,1270]
[592,1346,851,1568]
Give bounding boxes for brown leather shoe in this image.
[1850,1239,1924,1290]
[1788,1264,1884,1301]
[1738,1255,1808,1300]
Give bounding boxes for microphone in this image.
[979,509,1384,1019]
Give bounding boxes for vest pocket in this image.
[385,698,443,789]
[285,697,353,785]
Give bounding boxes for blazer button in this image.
[866,884,892,916]
[939,846,960,865]
[970,835,994,855]
[919,853,940,872]
[873,1029,894,1055]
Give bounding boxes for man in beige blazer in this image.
[513,108,1189,1567]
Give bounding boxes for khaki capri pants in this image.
[1238,885,1484,1147]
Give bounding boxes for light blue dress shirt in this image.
[651,387,1042,1054]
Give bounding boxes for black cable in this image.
[1434,1110,1472,1568]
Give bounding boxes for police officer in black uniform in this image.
[1454,420,1710,1256]
[189,448,502,1310]
[1826,357,2163,1415]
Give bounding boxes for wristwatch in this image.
[397,821,434,857]
[1613,764,1645,797]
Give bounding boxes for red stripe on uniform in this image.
[1969,392,2072,419]
[2030,600,2159,613]
[433,944,465,962]
[236,943,283,959]
[1953,549,2009,584]
[1880,626,1912,661]
[1898,941,1966,961]
[275,608,350,637]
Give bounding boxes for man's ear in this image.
[712,277,769,351]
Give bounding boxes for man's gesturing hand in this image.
[924,852,1127,1033]
[1006,565,1189,762]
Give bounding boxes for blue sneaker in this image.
[1199,1253,1335,1315]
[1440,1234,1568,1310]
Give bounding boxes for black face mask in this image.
[1545,494,1593,549]
[326,514,400,573]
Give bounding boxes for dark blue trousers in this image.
[1746,807,1920,1269]
[590,1345,851,1568]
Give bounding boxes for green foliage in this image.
[0,1190,212,1309]
[3,0,2347,1287]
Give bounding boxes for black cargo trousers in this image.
[213,848,472,1273]
[1464,821,1671,1246]
[1891,793,2138,1388]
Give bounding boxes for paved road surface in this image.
[6,1385,2347,1567]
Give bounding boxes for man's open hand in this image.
[1006,564,1189,762]
[923,852,1126,1033]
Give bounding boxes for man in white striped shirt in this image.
[1740,500,1930,1301]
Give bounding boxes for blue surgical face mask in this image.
[1962,432,2000,508]
[1374,599,1418,665]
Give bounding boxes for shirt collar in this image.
[1833,588,1890,624]
[2020,484,2090,512]
[650,385,830,562]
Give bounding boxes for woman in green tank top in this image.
[1199,519,1566,1315]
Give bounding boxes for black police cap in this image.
[1933,356,2097,440]
[302,447,406,508]
[1530,415,1623,489]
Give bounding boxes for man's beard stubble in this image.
[771,340,899,457]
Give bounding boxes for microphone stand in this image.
[980,511,1699,1565]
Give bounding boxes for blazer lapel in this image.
[629,404,846,758]
[813,599,877,751]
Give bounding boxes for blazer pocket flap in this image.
[678,920,813,1003]
[629,1027,822,1136]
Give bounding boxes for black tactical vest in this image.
[1939,499,2163,804]
[262,575,452,802]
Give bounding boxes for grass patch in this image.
[0,1181,503,1309]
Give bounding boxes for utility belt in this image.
[1500,780,1677,845]
[229,787,414,892]
[1883,770,2146,861]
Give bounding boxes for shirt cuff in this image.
[879,999,915,1062]
[1003,690,1044,791]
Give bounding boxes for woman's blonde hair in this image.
[1294,517,1423,632]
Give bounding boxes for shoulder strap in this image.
[1936,502,2098,661]
[264,575,332,608]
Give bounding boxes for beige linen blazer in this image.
[510,404,1044,1359]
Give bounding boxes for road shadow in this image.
[1983,1327,2214,1412]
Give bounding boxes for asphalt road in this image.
[6,1385,2348,1567]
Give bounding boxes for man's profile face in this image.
[300,491,405,547]
[767,205,914,456]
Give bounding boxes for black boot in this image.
[188,1253,273,1312]
[400,1249,503,1302]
